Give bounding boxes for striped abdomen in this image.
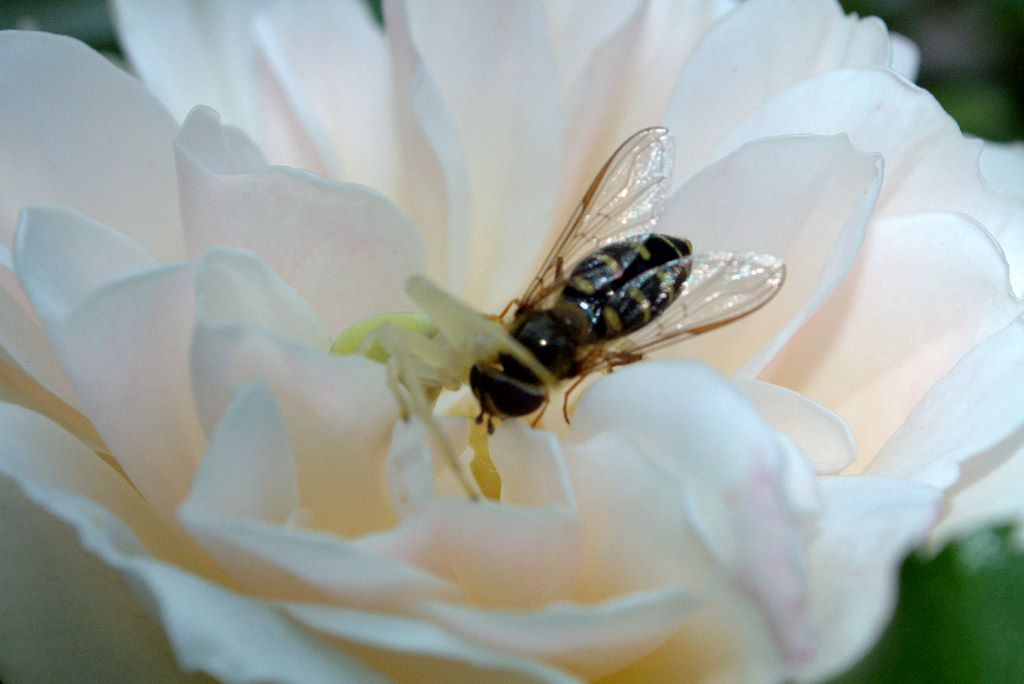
[560,233,692,341]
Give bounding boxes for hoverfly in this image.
[366,128,785,499]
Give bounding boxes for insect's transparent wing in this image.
[612,252,786,355]
[517,127,675,308]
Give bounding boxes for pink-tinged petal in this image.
[191,266,399,535]
[425,500,581,608]
[666,0,888,181]
[558,0,732,215]
[658,134,882,376]
[0,480,204,683]
[980,140,1024,197]
[415,588,695,680]
[766,213,1021,469]
[563,431,714,600]
[15,206,157,322]
[44,263,204,516]
[383,0,471,292]
[402,0,563,307]
[282,602,578,683]
[889,33,920,81]
[175,106,425,334]
[110,1,268,131]
[798,477,939,681]
[738,380,857,474]
[180,382,460,608]
[0,31,183,260]
[713,68,1024,292]
[252,1,398,191]
[866,317,1024,487]
[490,421,575,509]
[570,361,814,667]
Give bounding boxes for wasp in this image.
[363,127,785,498]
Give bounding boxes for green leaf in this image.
[828,524,1024,683]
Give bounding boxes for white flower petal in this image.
[23,256,204,516]
[0,403,206,569]
[563,431,714,599]
[132,561,390,683]
[667,0,888,180]
[425,500,581,608]
[0,245,83,423]
[559,0,732,214]
[282,602,578,683]
[570,361,814,666]
[0,479,200,683]
[180,382,459,607]
[17,215,205,515]
[110,0,267,131]
[935,441,1024,543]
[5,437,388,682]
[490,421,576,509]
[888,32,921,81]
[738,380,857,474]
[402,0,563,307]
[980,140,1024,198]
[198,247,329,350]
[766,212,1021,467]
[415,588,695,680]
[191,319,398,537]
[15,206,156,322]
[799,477,940,681]
[0,403,228,680]
[175,106,424,335]
[383,0,471,292]
[252,0,397,191]
[867,317,1024,487]
[0,279,99,448]
[659,134,882,376]
[183,381,299,523]
[714,67,1024,292]
[0,31,182,260]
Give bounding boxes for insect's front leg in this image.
[529,395,551,428]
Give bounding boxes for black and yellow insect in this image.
[467,127,786,431]
[353,127,786,498]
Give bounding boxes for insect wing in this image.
[611,251,786,355]
[516,127,675,309]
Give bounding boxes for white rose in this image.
[0,1,1021,682]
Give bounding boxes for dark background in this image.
[0,0,1021,139]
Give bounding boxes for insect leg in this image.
[560,375,588,423]
[529,395,550,427]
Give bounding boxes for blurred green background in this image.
[1,0,1022,140]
